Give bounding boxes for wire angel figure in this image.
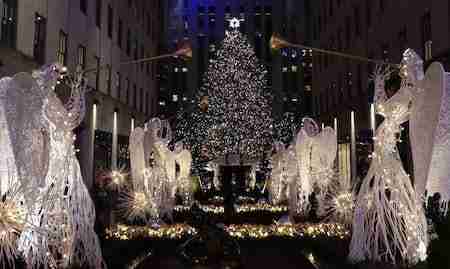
[349,50,428,266]
[0,64,105,268]
[289,118,319,218]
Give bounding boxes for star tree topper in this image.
[228,17,243,29]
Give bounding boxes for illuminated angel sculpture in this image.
[410,61,450,213]
[129,118,194,221]
[0,64,105,268]
[174,143,194,206]
[349,49,428,265]
[269,142,287,205]
[310,127,338,217]
[289,118,319,217]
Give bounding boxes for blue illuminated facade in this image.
[158,0,310,120]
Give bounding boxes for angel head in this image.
[32,63,67,92]
[400,49,424,83]
[301,117,320,137]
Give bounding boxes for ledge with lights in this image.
[104,222,349,241]
[172,204,289,225]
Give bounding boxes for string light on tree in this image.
[177,23,273,167]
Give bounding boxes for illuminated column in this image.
[334,117,338,133]
[111,109,118,170]
[350,111,357,183]
[81,102,97,189]
[334,117,339,170]
[370,103,376,135]
[321,123,325,129]
[131,117,135,132]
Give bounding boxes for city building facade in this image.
[0,0,161,188]
[159,0,311,121]
[309,0,450,140]
[308,0,450,181]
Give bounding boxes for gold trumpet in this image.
[174,41,193,59]
[270,33,293,50]
[269,33,399,67]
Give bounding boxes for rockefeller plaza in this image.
[1,1,450,268]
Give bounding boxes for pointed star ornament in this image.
[228,17,241,29]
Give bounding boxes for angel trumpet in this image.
[270,33,293,50]
[173,41,193,59]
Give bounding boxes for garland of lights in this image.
[105,223,349,241]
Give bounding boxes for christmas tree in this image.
[177,20,272,170]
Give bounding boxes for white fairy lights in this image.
[0,196,26,268]
[105,223,349,241]
[176,28,272,167]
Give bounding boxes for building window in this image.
[208,6,216,28]
[255,6,262,31]
[198,5,205,15]
[225,5,231,18]
[329,0,333,16]
[345,16,351,48]
[366,0,372,28]
[398,26,408,51]
[96,0,102,27]
[197,35,206,86]
[381,43,389,62]
[0,0,18,48]
[125,78,130,104]
[265,12,272,62]
[106,65,111,94]
[133,84,137,109]
[198,15,204,29]
[116,72,121,99]
[126,28,131,56]
[146,92,150,115]
[107,4,113,38]
[357,64,363,93]
[80,0,87,14]
[147,12,151,36]
[146,54,150,74]
[422,11,432,60]
[354,5,360,37]
[118,19,123,48]
[140,88,144,112]
[77,45,86,69]
[337,29,342,50]
[94,56,100,90]
[134,39,138,60]
[140,45,144,70]
[57,30,68,65]
[379,0,385,13]
[34,13,46,65]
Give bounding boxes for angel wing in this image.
[319,127,337,168]
[412,62,450,205]
[129,127,146,192]
[410,63,444,197]
[0,76,18,196]
[5,72,50,193]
